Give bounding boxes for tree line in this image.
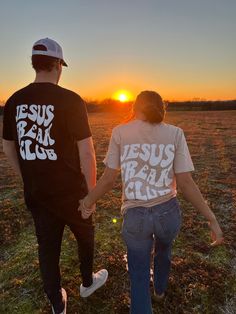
[86,99,236,113]
[0,99,236,116]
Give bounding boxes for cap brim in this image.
[62,60,68,67]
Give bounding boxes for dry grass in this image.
[0,111,236,313]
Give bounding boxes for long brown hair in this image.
[125,90,166,124]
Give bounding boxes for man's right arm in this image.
[3,139,22,179]
[77,136,96,192]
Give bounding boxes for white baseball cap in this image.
[32,38,68,66]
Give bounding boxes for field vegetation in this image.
[0,111,236,313]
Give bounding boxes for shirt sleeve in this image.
[2,99,16,141]
[174,128,194,173]
[103,128,121,170]
[68,97,92,141]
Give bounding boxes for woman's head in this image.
[133,91,166,124]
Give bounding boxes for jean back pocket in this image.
[157,202,182,241]
[122,207,145,235]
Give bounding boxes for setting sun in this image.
[119,93,128,102]
[112,90,133,103]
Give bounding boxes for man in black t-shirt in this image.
[2,38,108,314]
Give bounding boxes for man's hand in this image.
[78,198,95,219]
[208,219,224,246]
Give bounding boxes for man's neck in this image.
[34,72,58,85]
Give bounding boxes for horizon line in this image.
[1,98,236,106]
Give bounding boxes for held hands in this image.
[208,218,224,246]
[78,197,95,219]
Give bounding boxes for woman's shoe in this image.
[153,291,165,302]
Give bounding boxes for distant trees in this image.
[0,101,4,115]
[0,99,235,116]
[85,98,133,113]
[85,99,236,113]
[166,100,236,111]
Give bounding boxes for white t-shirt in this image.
[104,119,194,214]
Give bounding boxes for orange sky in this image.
[1,1,235,102]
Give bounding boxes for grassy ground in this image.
[0,111,236,314]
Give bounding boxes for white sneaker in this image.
[80,269,108,298]
[52,288,67,314]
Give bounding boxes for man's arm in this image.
[77,137,96,192]
[176,171,223,245]
[2,139,22,179]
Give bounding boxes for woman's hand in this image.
[208,219,224,246]
[79,197,96,219]
[78,167,118,219]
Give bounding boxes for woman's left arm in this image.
[79,166,119,218]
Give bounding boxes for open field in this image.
[0,111,236,314]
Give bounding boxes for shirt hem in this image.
[121,193,177,215]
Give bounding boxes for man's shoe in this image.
[52,288,67,314]
[80,269,108,298]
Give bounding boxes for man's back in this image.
[3,82,91,217]
[1,38,108,313]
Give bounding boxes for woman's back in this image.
[80,90,223,314]
[104,119,194,213]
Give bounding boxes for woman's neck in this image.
[134,111,146,121]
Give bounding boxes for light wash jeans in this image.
[122,197,181,314]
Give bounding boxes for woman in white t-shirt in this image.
[79,91,223,314]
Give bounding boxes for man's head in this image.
[31,38,67,84]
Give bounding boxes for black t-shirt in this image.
[3,82,92,223]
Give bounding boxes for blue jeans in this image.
[121,197,181,314]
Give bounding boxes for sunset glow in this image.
[0,1,235,102]
[112,90,133,102]
[119,94,128,102]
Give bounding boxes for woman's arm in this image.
[176,171,223,246]
[79,166,119,218]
